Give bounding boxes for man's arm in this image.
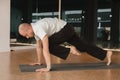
[36,35,51,72]
[36,40,43,64]
[29,40,43,65]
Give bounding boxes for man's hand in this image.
[35,68,51,72]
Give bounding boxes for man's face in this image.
[19,29,34,39]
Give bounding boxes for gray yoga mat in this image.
[19,62,120,72]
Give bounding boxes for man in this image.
[19,17,112,72]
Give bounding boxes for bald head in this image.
[19,23,30,32]
[18,23,34,38]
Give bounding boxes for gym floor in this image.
[0,46,120,80]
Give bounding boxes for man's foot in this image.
[68,45,81,56]
[106,50,112,66]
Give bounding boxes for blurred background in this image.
[10,0,120,49]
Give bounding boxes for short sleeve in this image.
[35,22,48,40]
[36,30,46,40]
[34,35,40,41]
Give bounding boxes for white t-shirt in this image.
[31,18,67,40]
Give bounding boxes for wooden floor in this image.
[1,46,120,80]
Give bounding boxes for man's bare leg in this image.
[106,50,112,66]
[66,45,81,56]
